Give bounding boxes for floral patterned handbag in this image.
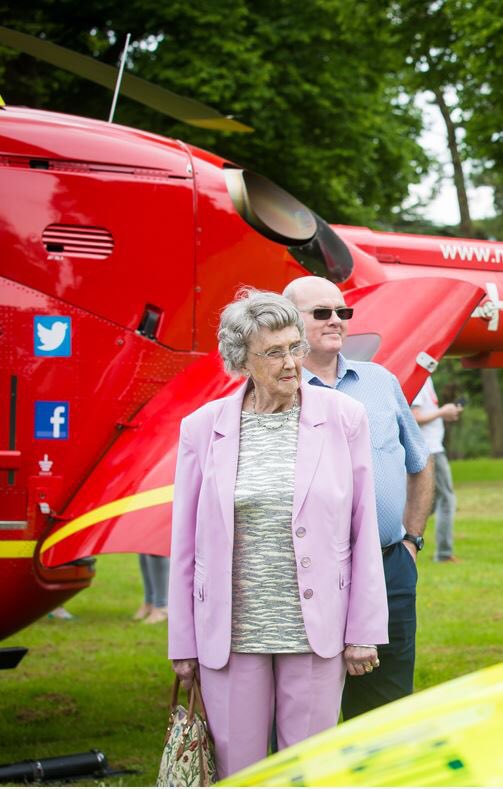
[157,676,218,787]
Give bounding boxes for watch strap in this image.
[403,533,424,550]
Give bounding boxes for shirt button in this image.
[303,588,313,599]
[296,527,306,538]
[300,557,311,568]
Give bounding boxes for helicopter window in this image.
[224,168,317,245]
[341,333,381,361]
[42,224,114,260]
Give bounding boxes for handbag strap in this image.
[169,674,209,725]
[191,676,209,722]
[169,674,180,710]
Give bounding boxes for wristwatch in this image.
[403,533,424,551]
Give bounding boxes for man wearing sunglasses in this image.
[283,275,433,720]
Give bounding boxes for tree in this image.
[447,0,503,215]
[392,0,503,457]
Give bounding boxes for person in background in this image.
[411,377,463,563]
[283,275,433,720]
[133,554,170,624]
[168,288,388,778]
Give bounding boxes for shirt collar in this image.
[303,353,360,388]
[337,353,360,381]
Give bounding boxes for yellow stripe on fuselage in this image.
[0,541,37,558]
[40,485,174,555]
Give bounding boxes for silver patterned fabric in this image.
[231,406,311,653]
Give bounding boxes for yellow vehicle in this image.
[220,663,503,787]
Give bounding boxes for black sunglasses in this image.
[307,307,354,321]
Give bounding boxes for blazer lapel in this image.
[292,381,327,523]
[212,381,248,545]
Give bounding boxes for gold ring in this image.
[364,664,373,673]
[373,658,380,668]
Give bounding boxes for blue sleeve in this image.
[392,375,430,473]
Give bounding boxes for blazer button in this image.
[296,527,306,538]
[303,588,313,599]
[300,557,311,568]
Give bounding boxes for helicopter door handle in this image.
[115,420,141,430]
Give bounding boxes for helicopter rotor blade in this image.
[0,26,253,132]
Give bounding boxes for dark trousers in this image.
[341,541,417,719]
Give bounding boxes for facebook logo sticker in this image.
[34,316,71,357]
[35,402,70,439]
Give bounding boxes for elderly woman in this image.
[168,288,388,779]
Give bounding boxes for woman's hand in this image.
[344,645,380,676]
[172,658,199,690]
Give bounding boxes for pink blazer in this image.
[168,380,388,670]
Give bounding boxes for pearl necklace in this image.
[251,389,299,431]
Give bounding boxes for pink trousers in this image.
[199,651,346,779]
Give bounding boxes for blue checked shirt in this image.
[304,354,430,547]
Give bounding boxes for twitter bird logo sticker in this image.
[34,316,72,357]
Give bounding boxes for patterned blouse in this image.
[231,405,311,653]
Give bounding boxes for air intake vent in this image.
[42,224,114,260]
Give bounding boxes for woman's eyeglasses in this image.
[304,307,354,321]
[251,341,310,361]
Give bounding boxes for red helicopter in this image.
[1,101,502,655]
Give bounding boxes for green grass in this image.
[451,457,503,483]
[0,459,502,785]
[0,557,172,786]
[415,457,503,689]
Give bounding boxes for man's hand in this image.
[172,658,199,690]
[402,539,418,562]
[439,403,463,422]
[344,645,380,676]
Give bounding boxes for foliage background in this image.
[0,0,430,224]
[1,2,501,230]
[431,360,492,459]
